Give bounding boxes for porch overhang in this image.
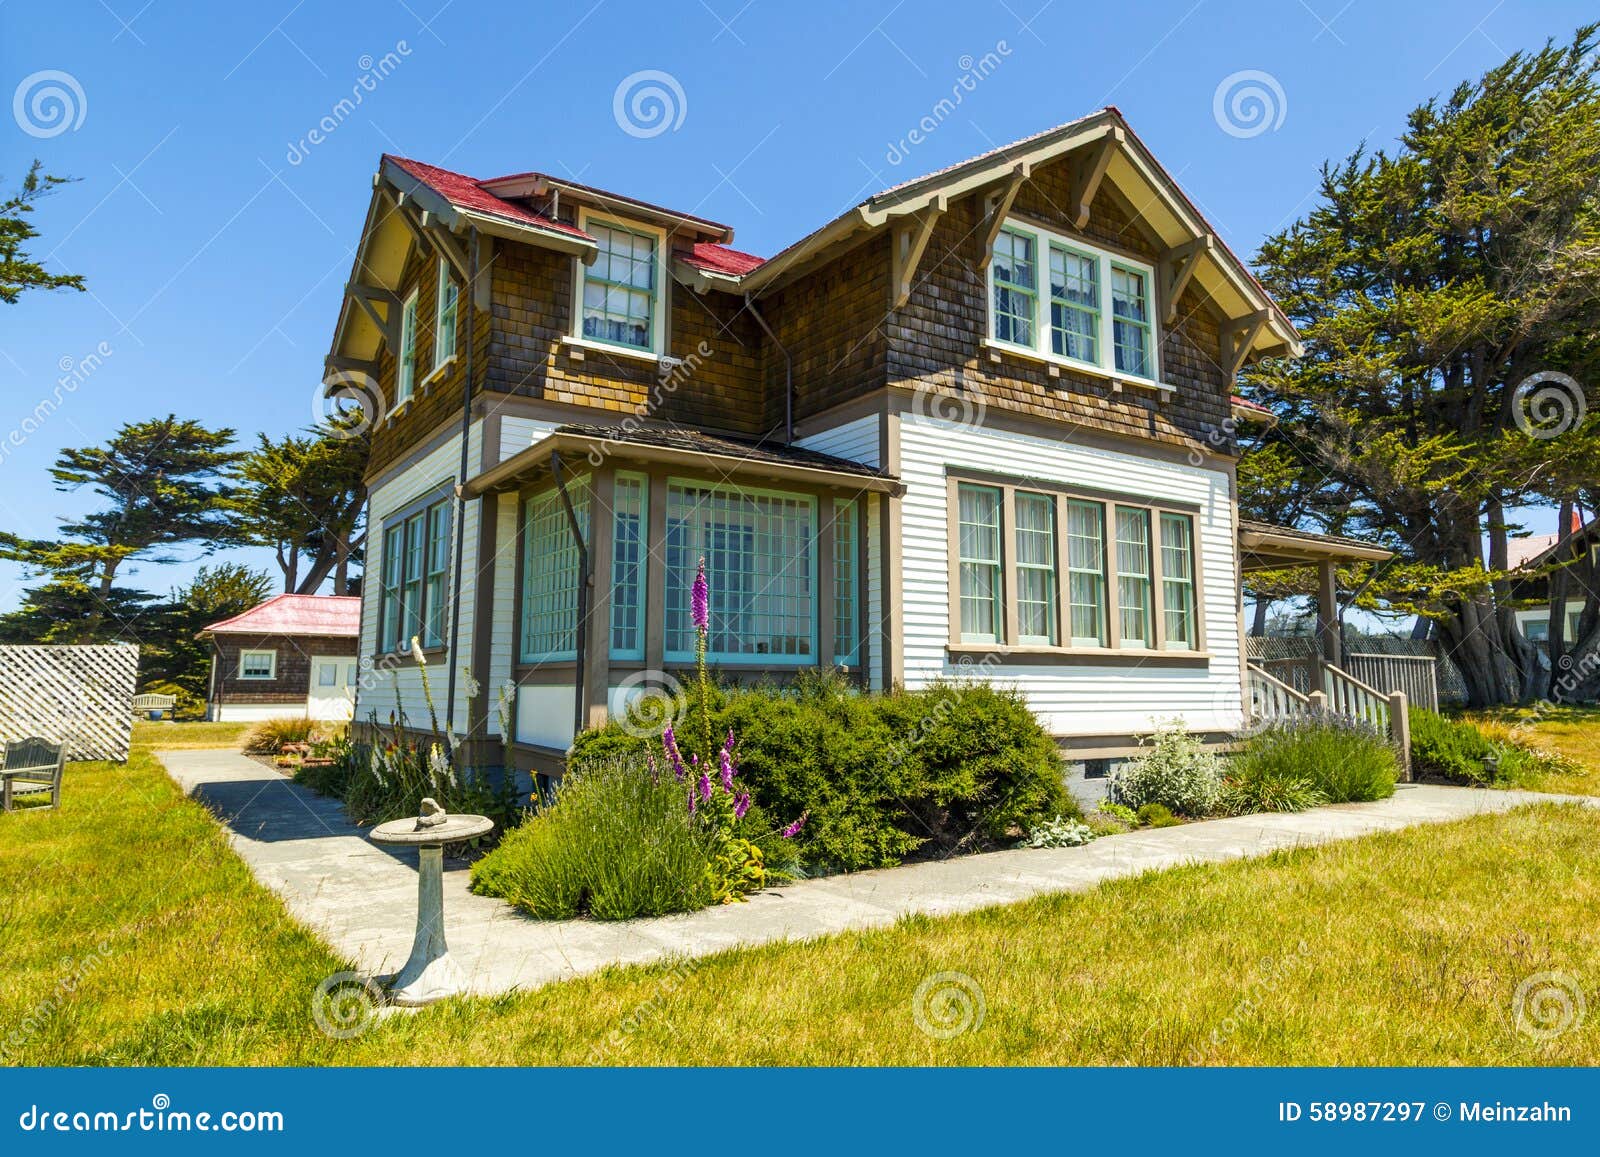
[463,426,905,500]
[1238,520,1392,572]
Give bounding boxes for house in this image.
[1509,510,1598,650]
[323,107,1395,777]
[202,595,362,722]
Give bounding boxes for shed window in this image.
[239,650,276,680]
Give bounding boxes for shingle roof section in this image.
[555,424,888,477]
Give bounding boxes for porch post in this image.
[1316,558,1341,667]
[584,468,615,731]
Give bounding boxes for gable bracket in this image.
[1220,309,1270,379]
[421,213,472,283]
[890,194,947,309]
[1162,235,1213,324]
[345,282,400,351]
[1071,126,1122,229]
[979,163,1032,268]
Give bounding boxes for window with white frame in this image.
[396,290,419,405]
[610,473,647,661]
[948,477,1200,655]
[833,498,859,665]
[989,220,1158,382]
[577,217,661,353]
[665,482,815,663]
[519,478,590,663]
[239,650,276,680]
[434,258,457,372]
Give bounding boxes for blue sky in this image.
[0,0,1591,611]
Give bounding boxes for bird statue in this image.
[415,797,448,829]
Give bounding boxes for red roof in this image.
[386,155,591,240]
[1230,394,1274,416]
[203,594,362,638]
[681,241,766,276]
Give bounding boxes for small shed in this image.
[201,595,362,722]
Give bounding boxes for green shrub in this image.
[1409,708,1497,783]
[570,671,1073,872]
[1085,813,1131,837]
[336,733,506,827]
[1236,713,1398,804]
[471,755,716,920]
[241,717,320,754]
[1097,800,1138,826]
[1109,722,1225,816]
[1136,802,1180,827]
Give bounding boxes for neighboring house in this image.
[202,595,362,722]
[324,107,1390,775]
[1509,511,1599,649]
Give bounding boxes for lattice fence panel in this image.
[0,644,138,762]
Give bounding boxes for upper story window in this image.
[575,214,663,355]
[434,258,457,372]
[396,290,419,406]
[988,220,1159,384]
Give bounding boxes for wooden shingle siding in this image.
[212,633,356,706]
[886,155,1233,454]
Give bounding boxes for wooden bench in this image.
[2,737,65,811]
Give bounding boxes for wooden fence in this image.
[0,644,138,762]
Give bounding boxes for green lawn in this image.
[1,723,1597,1065]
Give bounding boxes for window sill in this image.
[423,357,454,386]
[385,397,413,424]
[562,334,662,364]
[946,643,1210,668]
[981,338,1173,394]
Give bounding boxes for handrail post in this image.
[1388,690,1411,781]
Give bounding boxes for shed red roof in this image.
[203,594,361,638]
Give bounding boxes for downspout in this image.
[743,293,792,443]
[549,450,589,739]
[443,225,478,740]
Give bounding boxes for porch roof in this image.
[1238,520,1392,572]
[464,424,904,499]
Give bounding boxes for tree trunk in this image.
[1546,498,1574,699]
[1250,598,1270,637]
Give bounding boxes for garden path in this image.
[158,748,1595,997]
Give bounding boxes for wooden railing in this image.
[1247,664,1313,723]
[1244,658,1414,780]
[1343,652,1439,713]
[1319,661,1390,733]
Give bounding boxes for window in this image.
[1160,513,1196,651]
[433,258,457,372]
[1569,610,1584,640]
[1111,264,1152,377]
[318,664,339,687]
[519,478,590,663]
[345,663,358,687]
[1049,245,1099,363]
[991,228,1037,348]
[239,650,276,680]
[579,218,660,353]
[957,483,1004,644]
[1065,500,1107,647]
[610,473,647,661]
[987,218,1158,382]
[665,482,815,663]
[1115,507,1153,648]
[1014,491,1057,645]
[833,499,859,665]
[396,290,419,405]
[1525,618,1550,644]
[377,495,451,653]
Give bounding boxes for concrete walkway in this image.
[158,748,1595,996]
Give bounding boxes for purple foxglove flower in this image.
[719,745,735,792]
[662,725,686,780]
[687,785,697,814]
[691,558,709,634]
[647,752,660,783]
[780,810,809,839]
[698,769,713,802]
[733,791,751,820]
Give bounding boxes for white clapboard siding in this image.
[898,414,1243,737]
[499,415,561,462]
[794,414,881,467]
[484,491,521,735]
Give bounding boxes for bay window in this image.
[519,478,590,663]
[610,473,647,661]
[988,218,1158,382]
[833,498,859,665]
[947,475,1201,657]
[377,494,451,653]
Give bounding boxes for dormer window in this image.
[988,219,1159,384]
[574,211,665,356]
